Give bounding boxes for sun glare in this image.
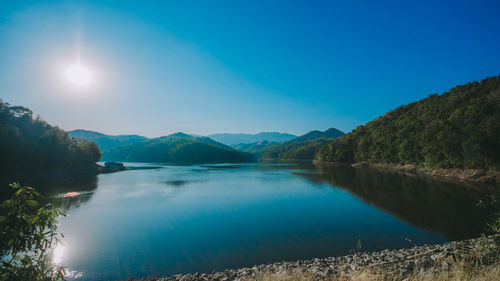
[65,63,92,87]
[52,243,66,264]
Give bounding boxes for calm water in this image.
[3,163,496,280]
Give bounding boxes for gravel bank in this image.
[362,162,498,187]
[136,236,496,281]
[320,161,500,188]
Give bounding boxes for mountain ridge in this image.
[69,129,147,151]
[256,128,344,160]
[208,132,297,146]
[230,140,277,153]
[70,130,253,164]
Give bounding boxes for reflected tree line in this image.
[299,165,498,240]
[0,173,98,210]
[1,161,496,240]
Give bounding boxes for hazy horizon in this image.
[1,0,499,137]
[70,128,305,138]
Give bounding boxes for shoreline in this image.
[313,161,500,188]
[135,236,497,281]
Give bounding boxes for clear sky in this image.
[0,0,499,137]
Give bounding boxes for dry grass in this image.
[246,262,500,281]
[247,236,500,281]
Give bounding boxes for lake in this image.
[5,163,496,280]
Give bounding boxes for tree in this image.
[0,183,66,281]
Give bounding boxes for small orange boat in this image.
[63,192,80,198]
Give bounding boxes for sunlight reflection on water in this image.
[53,243,65,264]
[53,242,84,279]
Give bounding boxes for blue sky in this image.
[0,0,499,137]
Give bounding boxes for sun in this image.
[65,63,92,87]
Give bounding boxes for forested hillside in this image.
[316,75,500,169]
[102,132,253,164]
[256,128,344,160]
[0,100,101,172]
[230,140,277,152]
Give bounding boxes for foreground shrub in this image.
[0,183,65,281]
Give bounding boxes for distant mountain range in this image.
[69,130,253,164]
[207,132,297,146]
[69,128,346,163]
[255,128,344,160]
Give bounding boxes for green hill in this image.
[316,75,500,169]
[69,129,147,151]
[230,140,277,152]
[256,128,344,160]
[102,132,253,164]
[284,128,344,144]
[0,100,101,172]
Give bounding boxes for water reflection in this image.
[56,191,96,211]
[0,173,98,210]
[3,163,496,281]
[53,242,66,264]
[299,165,498,240]
[51,238,83,279]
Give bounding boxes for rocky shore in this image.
[135,236,497,281]
[350,162,500,188]
[313,161,500,188]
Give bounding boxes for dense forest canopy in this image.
[316,75,500,169]
[0,100,100,172]
[256,128,344,160]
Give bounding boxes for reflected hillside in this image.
[299,166,497,240]
[0,173,98,210]
[45,175,99,210]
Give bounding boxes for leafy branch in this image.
[0,183,66,281]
